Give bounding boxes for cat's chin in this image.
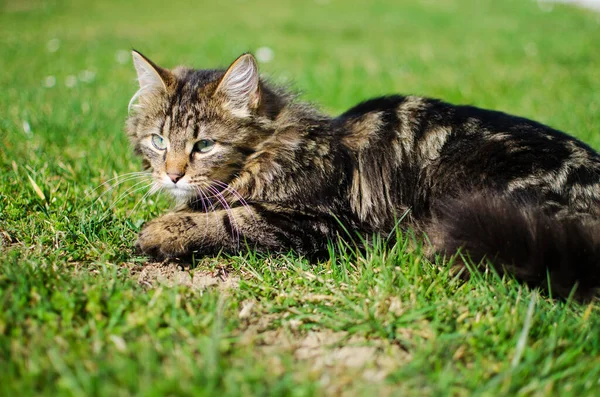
[165,186,196,201]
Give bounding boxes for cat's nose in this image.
[167,172,184,184]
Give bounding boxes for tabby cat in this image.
[126,50,600,299]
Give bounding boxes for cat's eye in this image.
[193,139,215,153]
[151,134,167,150]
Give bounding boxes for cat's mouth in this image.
[165,185,196,199]
[158,177,197,200]
[156,174,227,202]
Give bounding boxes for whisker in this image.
[129,182,161,216]
[89,172,153,207]
[212,179,255,219]
[193,185,210,215]
[206,184,240,246]
[192,185,213,241]
[88,171,152,197]
[92,178,149,213]
[100,180,154,218]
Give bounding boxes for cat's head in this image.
[126,51,281,201]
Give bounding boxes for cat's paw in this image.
[136,215,194,259]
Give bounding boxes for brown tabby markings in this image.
[126,51,600,299]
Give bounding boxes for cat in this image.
[126,50,600,300]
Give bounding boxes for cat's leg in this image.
[136,203,337,259]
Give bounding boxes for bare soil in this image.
[137,261,240,290]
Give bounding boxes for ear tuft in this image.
[132,50,169,92]
[129,50,174,113]
[215,53,260,117]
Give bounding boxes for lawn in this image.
[1,0,600,395]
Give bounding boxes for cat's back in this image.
[336,93,600,215]
[337,94,598,156]
[337,94,600,167]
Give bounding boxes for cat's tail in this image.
[426,192,600,300]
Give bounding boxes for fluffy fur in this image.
[126,51,600,299]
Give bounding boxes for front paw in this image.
[136,215,194,259]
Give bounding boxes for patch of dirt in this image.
[231,296,415,393]
[133,260,413,394]
[137,261,239,291]
[259,328,409,372]
[238,313,411,394]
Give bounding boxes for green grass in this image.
[2,0,600,395]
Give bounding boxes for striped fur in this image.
[126,51,600,299]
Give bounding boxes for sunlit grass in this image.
[1,0,600,395]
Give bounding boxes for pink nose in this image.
[167,173,183,183]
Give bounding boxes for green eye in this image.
[151,134,167,150]
[193,139,215,153]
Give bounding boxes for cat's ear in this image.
[131,50,173,93]
[214,53,260,117]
